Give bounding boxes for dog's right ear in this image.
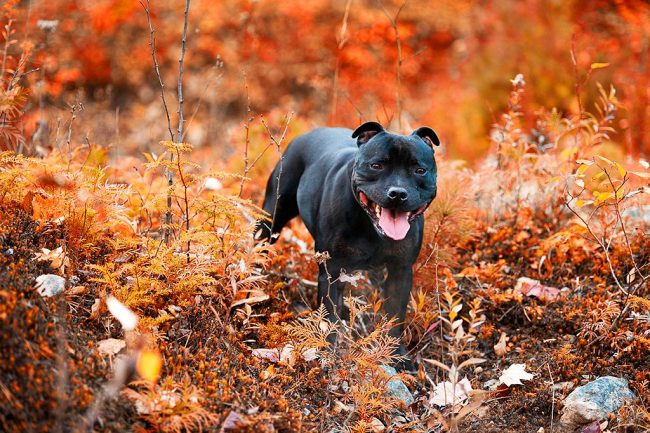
[352,121,385,145]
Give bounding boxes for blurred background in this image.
[3,0,650,161]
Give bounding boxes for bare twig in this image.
[0,18,13,80]
[176,0,190,145]
[570,36,586,120]
[329,0,352,123]
[176,0,191,260]
[238,75,253,197]
[547,362,555,432]
[64,102,83,170]
[261,113,293,228]
[140,0,174,141]
[378,0,408,131]
[182,57,224,142]
[566,164,650,346]
[140,0,176,246]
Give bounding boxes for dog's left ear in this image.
[412,126,440,148]
[352,121,385,145]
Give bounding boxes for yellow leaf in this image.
[590,62,610,69]
[592,171,607,181]
[575,199,593,207]
[137,350,163,383]
[595,155,614,166]
[594,191,613,203]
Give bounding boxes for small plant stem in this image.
[329,0,352,123]
[141,0,174,140]
[238,76,252,198]
[176,0,190,145]
[0,18,12,80]
[378,0,408,131]
[261,113,293,228]
[140,0,175,246]
[176,0,191,261]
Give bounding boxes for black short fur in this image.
[256,122,439,364]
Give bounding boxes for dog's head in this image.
[351,121,439,241]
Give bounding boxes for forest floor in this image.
[1,146,648,432]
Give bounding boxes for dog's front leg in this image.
[383,265,413,359]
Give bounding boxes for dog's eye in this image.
[370,162,383,170]
[415,167,427,175]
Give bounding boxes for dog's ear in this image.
[352,121,385,145]
[412,126,440,148]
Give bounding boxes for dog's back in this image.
[256,127,356,243]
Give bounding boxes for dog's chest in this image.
[329,235,415,270]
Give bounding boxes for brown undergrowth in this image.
[1,4,650,427]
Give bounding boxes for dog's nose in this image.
[387,187,408,201]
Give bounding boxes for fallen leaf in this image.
[252,344,318,366]
[370,417,385,432]
[515,277,559,302]
[107,295,138,331]
[338,271,364,287]
[251,348,281,363]
[260,364,275,380]
[494,331,508,358]
[35,274,66,297]
[430,377,473,408]
[332,399,354,414]
[97,338,126,356]
[581,420,602,433]
[66,285,87,297]
[499,364,534,386]
[33,247,70,273]
[221,410,246,431]
[230,290,270,309]
[136,350,162,383]
[90,297,104,320]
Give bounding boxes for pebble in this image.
[560,376,635,427]
[35,274,66,297]
[379,365,414,407]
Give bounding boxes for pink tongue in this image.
[378,208,410,240]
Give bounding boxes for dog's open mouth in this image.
[358,191,429,241]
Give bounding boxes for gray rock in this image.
[379,365,414,407]
[35,274,66,297]
[560,376,635,427]
[483,378,501,391]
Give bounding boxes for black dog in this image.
[257,121,439,360]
